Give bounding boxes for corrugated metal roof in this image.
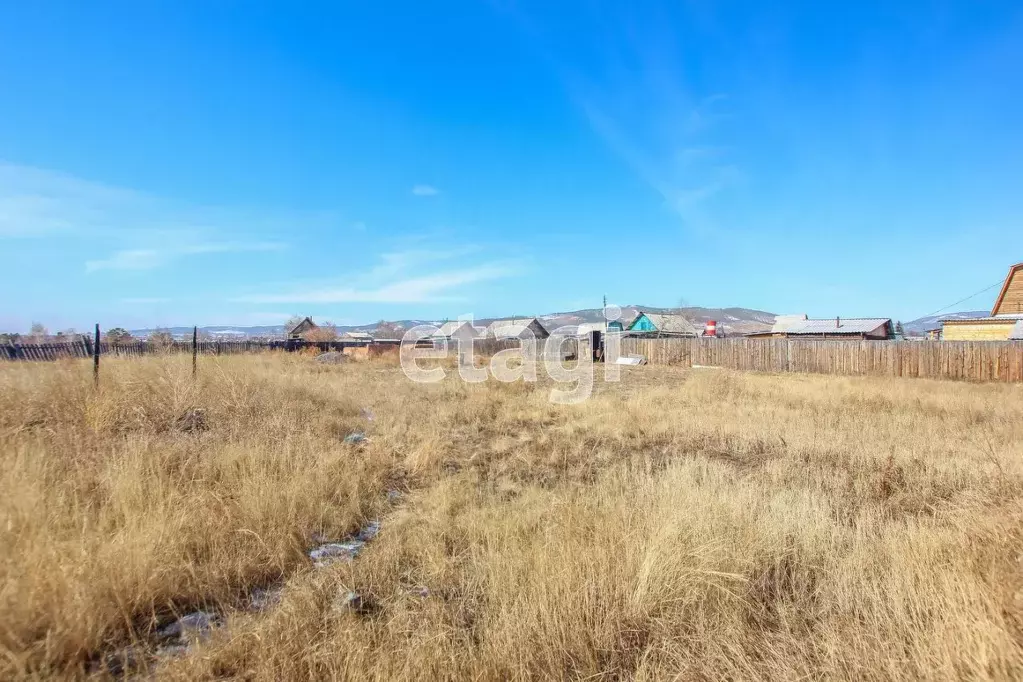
[1010,320,1023,340]
[783,318,891,335]
[771,314,808,332]
[633,312,699,336]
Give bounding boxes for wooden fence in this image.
[619,337,1023,382]
[7,334,1023,382]
[0,338,394,362]
[472,337,579,359]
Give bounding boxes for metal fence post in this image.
[192,326,198,378]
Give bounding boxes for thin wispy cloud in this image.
[577,85,739,232]
[411,184,439,197]
[0,160,311,280]
[366,246,481,280]
[86,249,162,272]
[0,161,333,241]
[86,241,286,272]
[0,162,143,238]
[497,6,740,232]
[235,265,515,304]
[233,248,519,304]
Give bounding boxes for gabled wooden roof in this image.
[288,316,317,335]
[991,262,1023,316]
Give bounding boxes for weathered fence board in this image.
[619,338,1023,382]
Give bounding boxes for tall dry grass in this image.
[1,354,1022,680]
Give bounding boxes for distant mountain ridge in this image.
[531,305,775,336]
[128,305,778,339]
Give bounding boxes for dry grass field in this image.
[2,352,1023,680]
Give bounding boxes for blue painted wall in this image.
[628,314,657,332]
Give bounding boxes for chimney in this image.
[835,316,840,328]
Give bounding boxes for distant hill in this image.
[128,306,776,339]
[129,308,989,340]
[901,311,989,336]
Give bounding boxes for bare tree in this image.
[374,319,402,339]
[29,322,48,341]
[305,321,338,342]
[148,329,174,347]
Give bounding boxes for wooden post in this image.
[192,326,198,378]
[93,323,100,387]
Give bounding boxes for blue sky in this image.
[1,1,1022,331]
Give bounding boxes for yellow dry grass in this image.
[1,353,1022,680]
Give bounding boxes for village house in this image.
[747,314,894,340]
[342,331,374,342]
[941,263,1023,341]
[626,311,699,337]
[287,316,318,340]
[430,320,483,343]
[486,317,550,340]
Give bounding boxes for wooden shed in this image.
[942,263,1023,341]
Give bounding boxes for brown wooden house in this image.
[287,316,318,340]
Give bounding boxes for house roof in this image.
[549,324,582,337]
[781,318,892,335]
[486,317,548,338]
[991,262,1023,316]
[343,331,373,340]
[432,321,461,337]
[431,321,481,338]
[771,314,808,332]
[1011,320,1023,340]
[287,316,316,335]
[630,312,699,335]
